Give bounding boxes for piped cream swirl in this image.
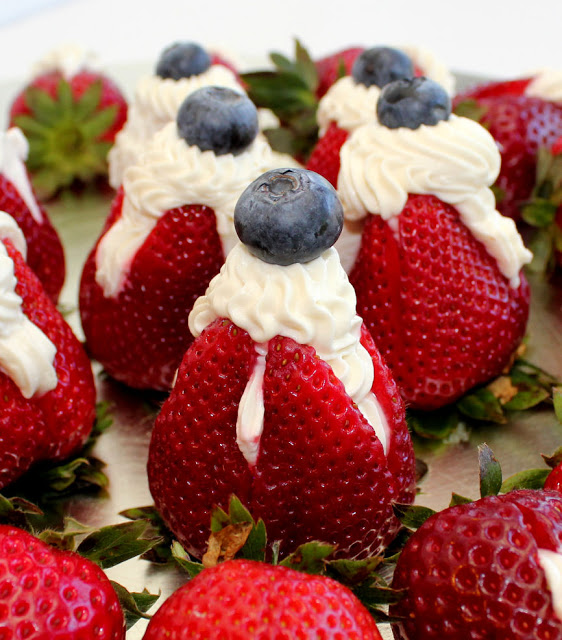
[190,243,389,461]
[0,212,56,398]
[31,43,102,79]
[97,123,283,297]
[108,65,243,188]
[337,115,532,287]
[537,549,562,623]
[525,69,562,103]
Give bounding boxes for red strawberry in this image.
[9,53,127,200]
[545,462,562,492]
[79,198,224,390]
[306,122,349,188]
[390,490,562,639]
[349,194,530,410]
[143,559,382,639]
[0,226,95,489]
[453,90,562,221]
[315,46,365,98]
[0,131,65,302]
[0,525,124,638]
[148,168,416,559]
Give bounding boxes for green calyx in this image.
[14,78,118,199]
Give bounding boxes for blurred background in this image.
[0,0,559,86]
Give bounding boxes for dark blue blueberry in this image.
[351,46,414,88]
[156,42,211,80]
[234,168,343,265]
[177,86,258,156]
[377,77,451,129]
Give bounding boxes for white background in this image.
[0,0,560,86]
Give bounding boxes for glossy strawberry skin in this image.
[148,317,415,559]
[390,490,562,640]
[0,239,95,490]
[0,174,65,303]
[544,463,562,492]
[306,122,349,188]
[144,559,382,640]
[315,47,365,99]
[10,70,127,144]
[455,77,533,101]
[79,192,225,391]
[0,525,124,639]
[454,93,562,221]
[349,194,530,410]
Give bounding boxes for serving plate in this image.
[4,65,562,639]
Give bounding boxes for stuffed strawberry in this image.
[108,41,244,189]
[307,45,455,189]
[143,559,382,639]
[148,168,416,560]
[0,212,95,490]
[390,489,562,639]
[337,77,532,410]
[9,44,128,200]
[454,69,562,221]
[0,127,65,302]
[80,87,293,391]
[0,525,124,638]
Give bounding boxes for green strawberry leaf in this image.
[521,199,557,228]
[325,557,383,587]
[77,520,162,569]
[82,104,118,139]
[56,79,74,112]
[478,444,502,497]
[500,468,550,492]
[392,503,436,530]
[457,388,506,424]
[73,80,103,120]
[502,386,550,411]
[542,446,562,469]
[449,493,474,506]
[279,540,336,575]
[38,457,108,493]
[110,582,159,629]
[554,387,562,424]
[452,98,488,122]
[407,406,460,440]
[171,541,205,578]
[23,86,60,126]
[120,505,174,564]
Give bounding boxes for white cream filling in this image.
[0,212,56,398]
[525,69,562,103]
[337,115,532,287]
[0,129,43,225]
[190,244,389,465]
[97,123,284,298]
[108,65,243,188]
[31,43,102,79]
[537,548,562,623]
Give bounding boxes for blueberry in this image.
[177,86,258,156]
[156,42,211,80]
[377,77,451,129]
[351,46,414,88]
[234,168,343,265]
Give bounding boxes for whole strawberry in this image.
[390,490,562,639]
[148,169,416,559]
[454,70,562,221]
[80,87,287,390]
[0,525,124,638]
[338,78,531,410]
[315,46,365,98]
[143,559,382,639]
[108,41,244,189]
[0,213,95,489]
[9,44,127,199]
[0,128,65,302]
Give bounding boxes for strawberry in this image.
[144,559,382,639]
[9,46,127,199]
[454,76,562,221]
[390,490,562,639]
[545,462,562,492]
[80,88,283,391]
[349,195,530,410]
[0,128,65,302]
[338,79,531,410]
[147,168,416,559]
[0,215,95,489]
[315,46,365,98]
[0,525,124,638]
